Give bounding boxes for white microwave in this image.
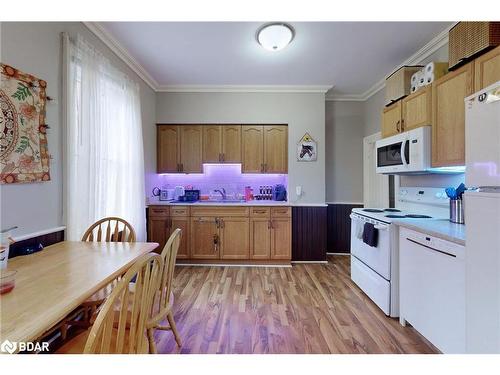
[376,126,431,174]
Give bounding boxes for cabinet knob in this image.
[396,120,401,132]
[401,119,405,131]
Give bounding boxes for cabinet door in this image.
[432,63,474,167]
[264,125,288,173]
[402,86,432,131]
[270,218,291,260]
[474,45,500,91]
[242,125,264,173]
[250,218,271,259]
[148,216,171,253]
[219,217,250,259]
[222,125,242,163]
[190,217,219,259]
[157,125,179,173]
[180,125,203,173]
[381,101,402,138]
[203,125,222,163]
[171,217,190,259]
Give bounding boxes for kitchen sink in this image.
[199,200,245,204]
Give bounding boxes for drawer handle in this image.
[152,209,166,214]
[254,210,267,214]
[275,210,288,214]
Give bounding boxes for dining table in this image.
[0,240,158,352]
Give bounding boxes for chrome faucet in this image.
[214,188,227,200]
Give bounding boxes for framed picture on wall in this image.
[297,133,317,162]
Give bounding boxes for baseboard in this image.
[176,263,292,268]
[326,252,351,256]
[291,260,328,264]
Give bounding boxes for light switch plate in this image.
[296,186,302,196]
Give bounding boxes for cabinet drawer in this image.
[170,206,190,217]
[190,206,249,217]
[250,207,270,217]
[148,206,170,217]
[271,207,291,218]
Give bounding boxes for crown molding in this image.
[327,23,455,102]
[83,22,159,90]
[156,85,332,93]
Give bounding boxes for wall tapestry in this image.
[297,133,317,162]
[0,63,50,184]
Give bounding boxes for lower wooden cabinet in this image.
[147,205,291,262]
[250,218,271,259]
[271,218,292,260]
[190,217,219,259]
[219,217,250,259]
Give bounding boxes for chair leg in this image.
[147,328,157,354]
[167,312,182,347]
[60,323,68,341]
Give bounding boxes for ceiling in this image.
[99,22,452,96]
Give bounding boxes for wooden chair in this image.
[61,217,136,338]
[57,253,163,354]
[81,217,136,242]
[146,228,182,353]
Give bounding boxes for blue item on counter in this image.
[273,184,287,201]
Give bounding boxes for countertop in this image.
[147,200,327,207]
[393,218,466,246]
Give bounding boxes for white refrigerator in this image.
[464,80,500,353]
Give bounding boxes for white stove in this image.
[350,187,449,317]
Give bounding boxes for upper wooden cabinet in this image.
[221,125,242,163]
[402,86,432,131]
[202,125,222,163]
[179,126,203,173]
[158,124,287,174]
[381,101,402,138]
[264,125,288,173]
[157,125,180,173]
[242,125,288,173]
[157,124,202,173]
[432,62,474,167]
[474,45,500,91]
[242,125,264,173]
[202,125,242,163]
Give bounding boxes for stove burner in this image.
[385,214,405,218]
[362,209,383,213]
[384,208,401,212]
[405,214,433,219]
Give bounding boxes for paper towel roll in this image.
[411,85,418,93]
[425,71,435,84]
[411,71,420,85]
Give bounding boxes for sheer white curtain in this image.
[65,35,146,241]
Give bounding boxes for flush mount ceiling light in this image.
[256,23,294,51]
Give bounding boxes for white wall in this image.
[0,22,156,238]
[325,101,364,203]
[155,92,326,205]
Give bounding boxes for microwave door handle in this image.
[401,139,408,165]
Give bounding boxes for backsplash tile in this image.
[149,163,288,198]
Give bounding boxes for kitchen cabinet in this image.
[381,101,402,138]
[222,125,242,163]
[264,125,288,173]
[402,86,432,131]
[202,125,222,163]
[271,218,292,260]
[179,125,203,173]
[157,125,180,173]
[242,125,264,173]
[147,205,291,262]
[190,217,219,259]
[474,45,500,91]
[242,125,288,173]
[202,125,242,163]
[219,217,250,259]
[432,62,474,167]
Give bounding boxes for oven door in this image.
[350,213,391,280]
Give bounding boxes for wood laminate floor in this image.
[154,255,437,354]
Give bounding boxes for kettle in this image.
[173,186,185,201]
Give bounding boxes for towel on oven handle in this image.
[362,222,378,247]
[354,219,364,239]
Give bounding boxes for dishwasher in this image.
[399,227,465,353]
